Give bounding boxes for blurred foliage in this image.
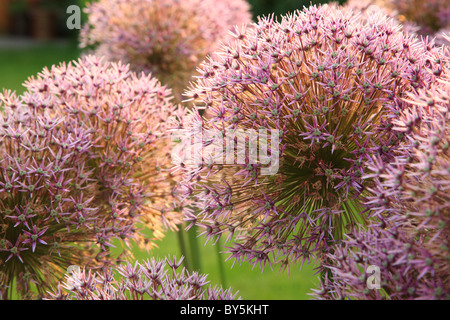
[7,0,83,38]
[6,0,350,39]
[69,1,348,41]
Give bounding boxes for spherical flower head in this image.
[365,42,449,233]
[23,55,187,254]
[315,50,450,300]
[80,0,252,102]
[179,4,445,271]
[0,89,100,299]
[312,223,449,300]
[46,255,240,300]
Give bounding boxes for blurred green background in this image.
[0,0,344,299]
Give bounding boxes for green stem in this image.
[187,225,202,273]
[176,226,191,271]
[215,238,228,288]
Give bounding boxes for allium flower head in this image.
[23,55,186,254]
[312,222,449,300]
[0,89,99,299]
[178,4,445,271]
[80,0,252,102]
[313,46,449,300]
[47,256,240,300]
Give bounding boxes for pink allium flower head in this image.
[313,46,449,299]
[0,89,100,299]
[23,56,187,255]
[312,222,449,300]
[80,0,252,102]
[46,255,240,300]
[178,4,446,272]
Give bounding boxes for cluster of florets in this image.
[313,45,449,299]
[312,221,449,300]
[47,256,240,300]
[0,56,186,299]
[24,55,186,252]
[177,4,445,272]
[80,0,252,102]
[0,89,99,299]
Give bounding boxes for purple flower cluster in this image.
[47,255,239,300]
[177,4,445,272]
[1,0,448,302]
[24,55,187,252]
[0,88,98,298]
[313,43,449,299]
[80,0,252,102]
[0,56,186,299]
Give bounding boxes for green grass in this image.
[117,228,320,300]
[0,42,319,300]
[0,41,81,94]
